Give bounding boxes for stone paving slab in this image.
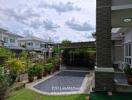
[34,71,88,92]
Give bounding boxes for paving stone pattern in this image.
[34,71,88,92]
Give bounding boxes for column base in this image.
[95,67,115,91]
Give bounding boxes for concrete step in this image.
[114,72,132,93]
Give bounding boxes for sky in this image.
[0,0,96,43]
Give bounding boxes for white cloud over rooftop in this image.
[0,0,96,43]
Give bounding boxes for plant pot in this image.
[28,76,34,82]
[47,71,51,75]
[43,72,47,77]
[126,75,132,85]
[56,65,60,71]
[37,73,42,79]
[0,96,4,100]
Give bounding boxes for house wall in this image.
[112,40,124,70]
[0,32,20,47]
[124,29,132,66]
[18,40,48,50]
[19,40,41,49]
[124,29,132,43]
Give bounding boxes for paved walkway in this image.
[26,70,94,95]
[34,71,87,92]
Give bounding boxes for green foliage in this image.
[27,66,36,77]
[45,63,53,72]
[46,57,55,63]
[62,48,96,67]
[124,64,132,75]
[61,40,72,46]
[19,50,28,60]
[6,59,26,82]
[0,67,10,100]
[34,63,43,75]
[0,47,11,57]
[0,47,11,67]
[6,59,26,75]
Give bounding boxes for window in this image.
[3,37,8,43]
[124,43,132,65]
[10,38,15,43]
[27,42,33,46]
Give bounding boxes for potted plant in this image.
[27,66,35,82]
[45,63,53,75]
[34,64,43,79]
[43,65,47,77]
[124,64,132,84]
[54,59,60,71]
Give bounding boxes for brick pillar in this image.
[95,0,115,91]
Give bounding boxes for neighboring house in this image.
[18,36,49,52]
[92,28,132,70]
[112,28,132,70]
[0,28,23,50]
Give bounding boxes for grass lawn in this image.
[6,88,132,100]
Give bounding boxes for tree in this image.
[61,40,72,46]
[6,59,26,82]
[0,47,11,67]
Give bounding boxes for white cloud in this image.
[0,0,96,43]
[39,1,81,14]
[65,18,94,31]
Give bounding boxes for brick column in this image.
[95,0,115,91]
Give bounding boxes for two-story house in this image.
[18,36,49,52]
[111,0,132,68]
[0,28,23,50]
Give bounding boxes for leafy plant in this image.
[27,66,36,77]
[61,40,71,46]
[6,59,26,81]
[45,63,54,72]
[0,47,11,67]
[34,63,43,76]
[124,64,132,75]
[19,50,28,60]
[0,67,11,100]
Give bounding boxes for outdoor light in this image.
[123,18,132,23]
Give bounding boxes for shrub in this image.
[27,66,35,82]
[34,63,43,79]
[124,64,132,75]
[45,63,53,72]
[27,66,35,77]
[0,47,11,67]
[0,67,10,100]
[6,59,26,82]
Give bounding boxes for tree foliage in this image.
[61,40,72,46]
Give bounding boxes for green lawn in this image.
[6,88,132,100]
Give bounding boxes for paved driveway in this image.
[34,71,88,92]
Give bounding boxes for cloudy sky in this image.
[0,0,96,43]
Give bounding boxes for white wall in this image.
[124,29,132,43]
[19,40,42,49]
[0,33,19,47]
[124,29,132,66]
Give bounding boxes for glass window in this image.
[10,38,15,43]
[125,43,132,65]
[27,42,33,46]
[3,37,8,43]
